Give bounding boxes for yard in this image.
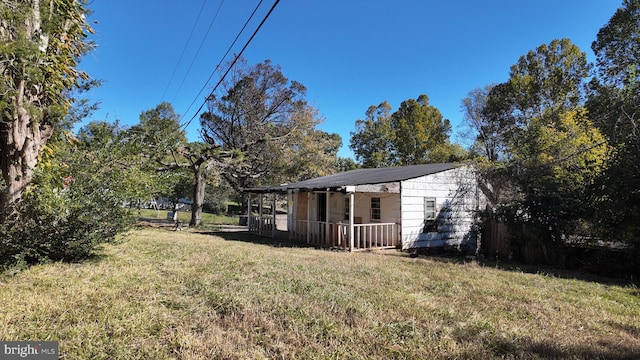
[0,228,638,359]
[135,208,240,228]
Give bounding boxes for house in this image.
[244,163,483,252]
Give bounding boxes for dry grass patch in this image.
[1,228,638,359]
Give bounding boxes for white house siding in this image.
[326,192,400,224]
[400,166,479,251]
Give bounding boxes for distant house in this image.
[244,163,484,252]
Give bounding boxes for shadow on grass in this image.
[191,224,638,288]
[409,249,638,287]
[452,320,639,359]
[198,229,318,250]
[488,336,639,360]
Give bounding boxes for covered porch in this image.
[245,187,400,252]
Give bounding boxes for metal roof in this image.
[244,163,460,193]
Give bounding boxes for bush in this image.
[0,139,152,267]
[0,178,135,266]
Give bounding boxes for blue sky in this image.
[81,0,621,158]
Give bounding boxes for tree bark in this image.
[0,0,54,220]
[0,76,53,219]
[190,166,206,227]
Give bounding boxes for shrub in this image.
[0,139,152,267]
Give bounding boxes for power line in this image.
[170,0,226,104]
[180,0,280,133]
[159,0,209,102]
[178,0,264,124]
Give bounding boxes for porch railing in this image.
[293,220,398,250]
[249,215,274,233]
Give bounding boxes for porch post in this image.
[258,194,263,236]
[247,193,252,231]
[306,192,311,243]
[288,190,293,242]
[349,191,355,251]
[272,193,277,238]
[325,189,330,246]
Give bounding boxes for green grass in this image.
[1,228,638,359]
[135,208,238,226]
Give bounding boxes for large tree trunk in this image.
[190,167,206,227]
[0,0,54,220]
[0,78,53,220]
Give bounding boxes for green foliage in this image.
[336,157,361,172]
[587,0,640,251]
[0,136,146,265]
[512,108,608,230]
[0,0,93,125]
[278,109,342,181]
[350,96,467,167]
[349,102,395,167]
[123,103,190,200]
[1,0,94,211]
[475,39,607,264]
[391,94,453,165]
[592,0,640,88]
[77,120,123,150]
[128,102,187,152]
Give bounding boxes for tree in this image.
[278,124,342,181]
[349,102,394,168]
[77,120,122,150]
[591,0,640,90]
[391,94,455,165]
[200,59,337,196]
[587,0,640,251]
[350,96,465,167]
[479,39,608,264]
[0,0,93,218]
[336,157,360,172]
[0,117,167,265]
[126,103,221,227]
[461,85,504,162]
[177,143,237,227]
[128,102,187,151]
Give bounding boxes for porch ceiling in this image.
[243,163,459,194]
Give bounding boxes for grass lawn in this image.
[135,208,239,227]
[1,228,638,359]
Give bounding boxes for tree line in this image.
[1,0,638,276]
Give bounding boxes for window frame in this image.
[423,197,437,233]
[370,197,381,222]
[343,197,350,220]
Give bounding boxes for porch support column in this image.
[349,191,355,252]
[288,190,293,242]
[258,194,263,236]
[247,193,252,231]
[272,193,277,238]
[306,192,311,243]
[325,189,330,246]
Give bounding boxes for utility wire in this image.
[159,0,209,102]
[130,0,270,155]
[170,0,226,104]
[180,0,280,133]
[179,0,264,126]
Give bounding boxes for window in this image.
[317,193,327,222]
[344,197,350,220]
[371,197,381,221]
[423,198,437,233]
